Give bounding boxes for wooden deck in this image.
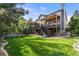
[43,24,60,28]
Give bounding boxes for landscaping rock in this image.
[5,33,25,38]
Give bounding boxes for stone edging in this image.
[0,33,25,56]
[73,42,79,52]
[0,42,8,56]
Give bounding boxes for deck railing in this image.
[43,22,60,28]
[31,22,60,29]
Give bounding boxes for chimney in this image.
[60,3,66,33]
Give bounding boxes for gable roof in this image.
[36,10,62,21]
[36,14,47,21]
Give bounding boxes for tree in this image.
[69,10,79,36]
[74,23,79,36]
[73,10,79,16]
[0,3,26,36]
[27,18,33,29]
[18,17,27,32]
[26,18,33,33]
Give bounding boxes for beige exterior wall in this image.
[35,15,61,27]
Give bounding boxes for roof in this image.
[35,14,47,21]
[36,10,62,21]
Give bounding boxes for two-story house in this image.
[35,10,67,36]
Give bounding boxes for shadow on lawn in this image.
[4,39,24,56]
[5,37,73,56]
[24,39,72,56]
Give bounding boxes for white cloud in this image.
[24,7,33,13]
[19,4,34,13]
[32,12,41,16]
[40,6,47,12]
[23,5,47,21]
[24,11,41,20]
[67,16,71,22]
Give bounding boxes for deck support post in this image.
[56,14,58,35]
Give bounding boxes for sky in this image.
[16,3,79,21]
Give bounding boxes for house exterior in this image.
[35,10,68,36]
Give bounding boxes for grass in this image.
[4,34,79,56]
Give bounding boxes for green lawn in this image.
[4,35,79,56]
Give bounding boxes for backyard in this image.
[4,35,79,56]
[0,3,79,56]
